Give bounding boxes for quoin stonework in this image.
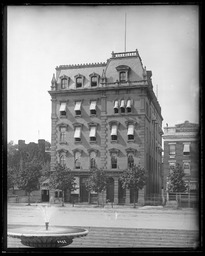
[48,49,164,205]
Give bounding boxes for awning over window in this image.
[126,99,131,108]
[89,126,96,137]
[90,101,97,110]
[183,144,190,153]
[120,100,125,108]
[114,100,118,109]
[127,124,134,135]
[74,101,82,111]
[111,125,117,136]
[60,102,66,111]
[74,127,81,138]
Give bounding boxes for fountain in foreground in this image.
[8,205,88,248]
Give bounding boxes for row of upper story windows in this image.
[169,143,191,158]
[59,151,135,170]
[59,70,129,90]
[59,122,136,144]
[57,67,130,90]
[59,99,133,118]
[169,161,191,176]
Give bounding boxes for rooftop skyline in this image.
[7,5,199,144]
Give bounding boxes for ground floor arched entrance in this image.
[80,177,89,202]
[118,180,126,204]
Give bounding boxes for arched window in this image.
[90,151,97,169]
[61,78,67,89]
[60,155,66,167]
[91,76,98,87]
[111,154,117,169]
[74,151,81,169]
[128,154,134,168]
[120,71,126,82]
[60,127,66,143]
[76,77,83,88]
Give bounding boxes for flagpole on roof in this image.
[124,13,127,52]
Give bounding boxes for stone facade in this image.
[163,121,199,194]
[48,49,163,205]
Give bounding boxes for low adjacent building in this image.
[163,121,199,205]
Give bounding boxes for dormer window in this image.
[76,77,82,88]
[61,78,67,89]
[89,72,100,87]
[91,76,98,87]
[120,72,126,82]
[75,74,84,88]
[116,65,130,83]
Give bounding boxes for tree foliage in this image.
[168,163,187,193]
[85,167,107,206]
[119,164,147,207]
[49,164,76,206]
[17,161,42,205]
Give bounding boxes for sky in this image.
[7,5,199,144]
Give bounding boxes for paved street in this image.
[6,203,200,249]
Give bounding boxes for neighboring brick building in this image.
[48,49,163,205]
[163,121,199,197]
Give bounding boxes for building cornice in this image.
[56,62,107,70]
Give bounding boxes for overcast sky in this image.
[7,5,199,144]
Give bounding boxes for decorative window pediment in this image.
[72,148,83,155]
[57,123,69,131]
[88,122,98,127]
[73,122,83,128]
[125,147,137,156]
[74,74,85,88]
[125,120,137,128]
[109,148,120,156]
[116,65,130,71]
[57,149,69,157]
[108,121,120,129]
[87,148,99,156]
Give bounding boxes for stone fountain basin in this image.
[8,225,88,248]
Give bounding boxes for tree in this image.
[85,167,107,206]
[168,163,187,193]
[49,164,76,206]
[17,161,42,205]
[119,164,147,208]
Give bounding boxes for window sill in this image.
[75,115,82,118]
[111,140,118,144]
[60,116,67,119]
[59,142,68,145]
[90,140,97,144]
[169,155,175,158]
[90,114,97,117]
[127,140,135,143]
[74,141,82,144]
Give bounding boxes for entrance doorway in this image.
[80,177,88,202]
[106,177,114,203]
[41,190,49,202]
[118,180,126,204]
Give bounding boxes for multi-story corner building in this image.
[163,121,199,196]
[48,49,163,205]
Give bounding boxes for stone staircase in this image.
[7,227,199,249]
